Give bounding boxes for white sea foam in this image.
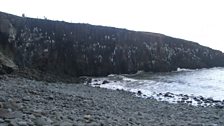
[176,67,194,72]
[90,67,224,105]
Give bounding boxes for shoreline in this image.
[88,75,224,108]
[0,75,224,125]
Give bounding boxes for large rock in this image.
[1,11,224,76]
[0,52,17,74]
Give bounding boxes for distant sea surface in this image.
[90,67,224,105]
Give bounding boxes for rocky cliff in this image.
[1,11,224,76]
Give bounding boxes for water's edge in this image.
[86,67,224,107]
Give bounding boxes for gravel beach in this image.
[0,75,224,126]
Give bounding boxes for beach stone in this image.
[48,95,54,100]
[137,112,143,116]
[214,104,224,109]
[93,83,101,86]
[102,80,109,84]
[0,97,6,102]
[186,101,192,104]
[0,109,14,119]
[32,109,43,116]
[59,121,73,126]
[193,97,200,102]
[9,120,18,126]
[85,122,101,126]
[137,91,142,96]
[34,116,52,126]
[0,118,4,123]
[181,96,189,101]
[28,90,38,95]
[12,111,24,118]
[17,121,28,126]
[84,115,93,123]
[84,115,91,119]
[199,96,206,102]
[22,97,30,102]
[204,98,214,103]
[212,100,221,103]
[164,92,174,98]
[0,102,3,108]
[67,115,74,121]
[3,101,21,110]
[28,114,35,120]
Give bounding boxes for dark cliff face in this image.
[1,12,224,76]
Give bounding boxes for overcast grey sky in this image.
[1,0,224,52]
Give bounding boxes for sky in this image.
[1,0,224,52]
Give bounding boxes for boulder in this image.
[0,52,17,74]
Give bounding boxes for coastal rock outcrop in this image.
[1,11,224,76]
[0,52,17,74]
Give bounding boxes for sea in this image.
[89,67,224,106]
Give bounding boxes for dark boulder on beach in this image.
[0,52,17,74]
[1,11,224,77]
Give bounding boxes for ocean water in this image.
[89,67,224,105]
